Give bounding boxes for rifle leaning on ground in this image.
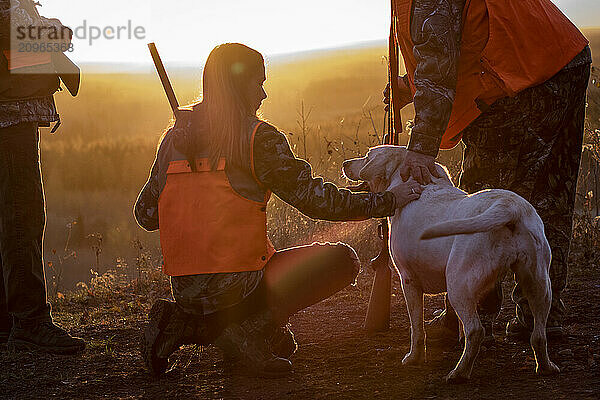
[362,3,402,334]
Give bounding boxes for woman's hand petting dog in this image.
[388,179,423,209]
[400,150,442,185]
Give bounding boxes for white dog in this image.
[343,145,559,383]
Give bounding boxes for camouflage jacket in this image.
[252,123,396,221]
[134,121,397,232]
[407,0,592,157]
[0,0,59,129]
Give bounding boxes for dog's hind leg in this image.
[400,274,425,366]
[445,284,483,384]
[513,246,560,376]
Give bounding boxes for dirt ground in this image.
[1,245,599,400]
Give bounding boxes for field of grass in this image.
[40,32,599,291]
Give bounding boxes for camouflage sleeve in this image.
[0,1,70,46]
[253,124,396,221]
[134,155,161,232]
[407,0,465,157]
[2,0,37,27]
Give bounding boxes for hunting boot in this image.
[142,299,207,377]
[215,310,292,377]
[429,281,502,345]
[427,309,496,346]
[426,309,460,345]
[506,318,564,340]
[269,323,297,360]
[8,319,85,354]
[506,298,565,341]
[217,320,297,363]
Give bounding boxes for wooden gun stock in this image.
[363,1,403,333]
[364,221,392,334]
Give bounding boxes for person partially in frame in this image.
[386,0,591,341]
[0,0,84,353]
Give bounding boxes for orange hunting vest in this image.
[158,122,276,276]
[393,0,589,149]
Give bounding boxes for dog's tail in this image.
[421,200,519,240]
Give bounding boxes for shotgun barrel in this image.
[148,42,180,116]
[364,2,402,334]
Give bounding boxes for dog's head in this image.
[342,145,408,192]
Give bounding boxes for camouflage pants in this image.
[171,242,360,338]
[459,61,591,327]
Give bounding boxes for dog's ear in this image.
[385,157,401,180]
[342,157,366,181]
[359,151,401,182]
[359,154,386,182]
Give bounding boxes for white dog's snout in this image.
[342,158,363,181]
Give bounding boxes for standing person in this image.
[0,0,85,353]
[388,0,591,340]
[134,43,423,377]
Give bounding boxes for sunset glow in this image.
[38,0,598,65]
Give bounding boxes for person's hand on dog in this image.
[388,179,423,209]
[400,150,441,185]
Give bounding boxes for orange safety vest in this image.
[158,122,276,276]
[393,0,589,149]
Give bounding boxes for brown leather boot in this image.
[269,323,297,359]
[215,311,292,378]
[506,317,564,341]
[426,309,460,345]
[8,319,85,354]
[507,297,565,341]
[142,299,204,377]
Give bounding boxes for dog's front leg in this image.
[400,274,425,365]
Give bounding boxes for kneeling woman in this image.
[134,43,421,377]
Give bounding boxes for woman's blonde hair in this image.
[171,43,264,170]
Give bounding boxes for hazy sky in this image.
[36,0,599,64]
